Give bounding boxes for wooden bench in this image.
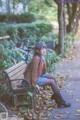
[4,61,35,108]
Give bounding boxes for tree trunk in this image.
[12,0,15,14]
[72,4,80,33]
[67,3,77,33]
[6,0,10,14]
[58,2,65,54]
[63,4,66,36]
[0,0,2,7]
[22,0,29,13]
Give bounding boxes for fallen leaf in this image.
[47,107,53,111]
[48,112,52,116]
[65,111,70,114]
[54,114,63,119]
[75,99,80,102]
[66,90,73,93]
[77,109,80,112]
[75,114,80,116]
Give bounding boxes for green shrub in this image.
[29,0,57,21]
[0,23,8,36]
[35,22,53,35]
[64,33,74,55]
[0,13,37,23]
[40,32,58,44]
[7,25,19,42]
[45,52,60,72]
[0,40,23,79]
[19,13,37,23]
[0,22,53,43]
[0,84,7,96]
[0,14,7,22]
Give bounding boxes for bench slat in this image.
[10,69,25,79]
[5,61,26,73]
[7,64,26,78]
[16,74,24,79]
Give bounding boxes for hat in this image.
[35,41,47,49]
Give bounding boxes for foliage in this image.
[0,40,23,79]
[0,15,7,22]
[0,84,7,96]
[0,23,8,36]
[64,33,74,55]
[45,52,60,72]
[41,33,58,44]
[0,0,57,21]
[0,22,53,43]
[29,0,57,21]
[0,13,36,23]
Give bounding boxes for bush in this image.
[0,14,7,22]
[45,52,60,72]
[29,0,57,21]
[0,40,23,79]
[0,22,53,43]
[18,13,37,23]
[35,22,53,35]
[0,23,8,36]
[64,33,74,55]
[0,13,37,23]
[0,84,7,96]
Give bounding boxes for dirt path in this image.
[46,41,80,120]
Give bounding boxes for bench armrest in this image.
[11,79,30,83]
[10,79,32,88]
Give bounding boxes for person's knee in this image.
[49,79,56,85]
[48,74,56,80]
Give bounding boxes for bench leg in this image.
[13,95,17,106]
[31,90,37,110]
[32,94,35,109]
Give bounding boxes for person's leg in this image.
[45,73,57,84]
[37,76,60,97]
[40,78,61,97]
[38,78,71,108]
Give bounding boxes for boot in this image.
[51,93,71,108]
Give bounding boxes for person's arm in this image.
[31,56,40,84]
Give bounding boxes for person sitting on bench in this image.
[24,41,71,108]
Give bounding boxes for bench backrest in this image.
[4,61,27,90]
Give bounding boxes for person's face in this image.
[40,47,47,55]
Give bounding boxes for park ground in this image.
[44,39,80,120]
